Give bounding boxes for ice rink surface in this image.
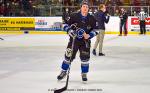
[0,34,150,93]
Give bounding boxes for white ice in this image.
[0,34,150,93]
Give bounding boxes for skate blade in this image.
[57,75,66,82]
[57,78,66,83]
[82,81,87,84]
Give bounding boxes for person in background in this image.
[0,3,5,16]
[119,8,128,36]
[138,8,148,35]
[92,4,110,56]
[114,9,120,16]
[132,10,137,16]
[62,8,71,24]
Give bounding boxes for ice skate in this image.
[57,70,67,81]
[82,73,87,84]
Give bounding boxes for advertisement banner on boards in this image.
[35,17,62,31]
[0,17,35,30]
[128,17,150,32]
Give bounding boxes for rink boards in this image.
[0,16,150,35]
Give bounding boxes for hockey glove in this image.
[68,29,77,38]
[88,29,98,39]
[76,28,85,39]
[70,23,78,30]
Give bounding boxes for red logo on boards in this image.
[131,18,150,25]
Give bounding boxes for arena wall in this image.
[0,17,150,35]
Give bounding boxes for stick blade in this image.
[54,86,67,93]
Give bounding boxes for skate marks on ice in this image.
[0,35,150,93]
[49,80,103,93]
[49,70,104,93]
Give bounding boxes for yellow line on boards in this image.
[0,31,149,35]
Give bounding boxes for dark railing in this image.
[0,5,149,17]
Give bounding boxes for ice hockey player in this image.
[57,0,97,83]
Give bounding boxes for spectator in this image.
[132,10,137,16]
[114,9,120,16]
[0,3,5,16]
[19,10,26,16]
[62,8,71,23]
[114,5,120,16]
[10,1,16,16]
[5,3,11,16]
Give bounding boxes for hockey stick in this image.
[54,36,76,93]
